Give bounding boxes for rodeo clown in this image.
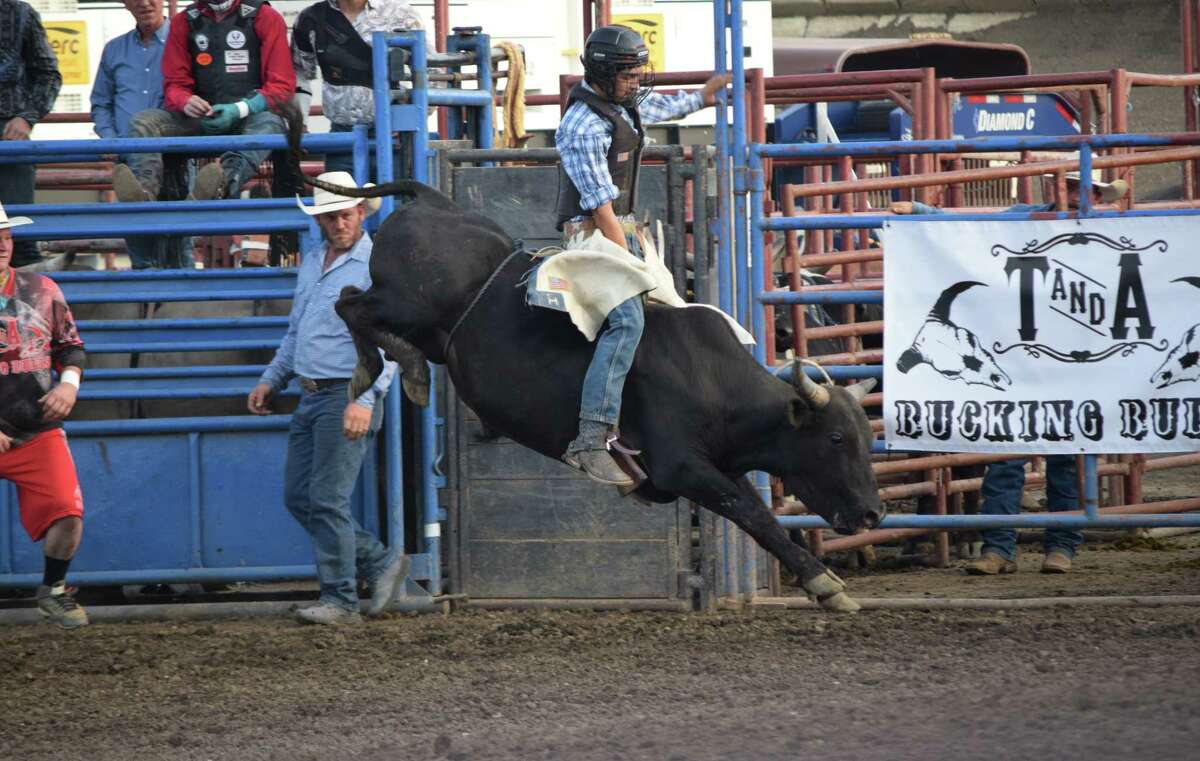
[551,25,730,486]
[112,0,295,205]
[0,203,89,628]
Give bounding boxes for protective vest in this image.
[293,2,374,88]
[555,83,645,230]
[186,0,265,105]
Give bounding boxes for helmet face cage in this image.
[582,25,654,108]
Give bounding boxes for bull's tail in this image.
[276,100,459,212]
[274,100,308,197]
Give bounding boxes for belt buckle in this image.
[300,377,317,393]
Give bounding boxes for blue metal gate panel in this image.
[0,422,379,584]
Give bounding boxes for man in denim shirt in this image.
[91,0,194,269]
[554,25,729,486]
[891,172,1128,574]
[248,171,403,624]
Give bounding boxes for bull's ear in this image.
[787,397,812,429]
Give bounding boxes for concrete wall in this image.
[774,0,1186,195]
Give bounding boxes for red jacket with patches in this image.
[162,1,296,112]
[0,271,86,441]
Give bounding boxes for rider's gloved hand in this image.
[201,93,268,133]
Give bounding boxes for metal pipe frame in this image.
[745,132,1200,542]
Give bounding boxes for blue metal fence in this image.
[706,0,1200,602]
[744,136,1200,533]
[1,28,496,595]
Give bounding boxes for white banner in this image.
[882,216,1200,454]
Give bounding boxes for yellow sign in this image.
[44,21,89,85]
[612,13,665,75]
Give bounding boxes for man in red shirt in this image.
[112,0,296,203]
[0,202,89,629]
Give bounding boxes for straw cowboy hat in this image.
[0,200,33,231]
[1063,171,1129,203]
[296,171,382,216]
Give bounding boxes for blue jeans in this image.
[577,227,648,426]
[980,457,1083,561]
[580,296,644,426]
[125,158,195,269]
[326,123,410,180]
[283,385,393,611]
[126,108,284,197]
[0,121,38,267]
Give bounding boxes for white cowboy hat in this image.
[1063,171,1129,203]
[0,200,33,231]
[295,171,383,216]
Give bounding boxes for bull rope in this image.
[443,245,530,358]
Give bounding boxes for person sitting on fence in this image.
[553,24,731,486]
[291,0,424,177]
[92,0,195,269]
[890,171,1129,575]
[112,0,296,205]
[247,172,403,625]
[0,202,90,627]
[890,171,1128,217]
[0,0,62,269]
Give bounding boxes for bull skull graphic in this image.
[1150,276,1200,388]
[897,281,1012,390]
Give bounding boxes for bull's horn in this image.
[797,368,831,408]
[846,377,878,403]
[1172,276,1200,289]
[929,281,985,323]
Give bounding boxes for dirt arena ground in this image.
[3,511,1198,760]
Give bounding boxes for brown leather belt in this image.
[299,377,351,393]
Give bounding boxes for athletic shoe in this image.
[37,583,89,629]
[295,602,362,626]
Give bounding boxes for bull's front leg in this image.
[669,467,859,612]
[337,286,431,406]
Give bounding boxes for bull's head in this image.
[1151,277,1200,388]
[778,365,885,535]
[896,281,1011,390]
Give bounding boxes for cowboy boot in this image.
[563,419,633,487]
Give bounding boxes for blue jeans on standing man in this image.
[979,456,1083,561]
[283,383,395,612]
[577,227,647,426]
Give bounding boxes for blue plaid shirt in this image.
[259,232,397,409]
[556,83,704,215]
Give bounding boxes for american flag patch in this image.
[549,277,570,291]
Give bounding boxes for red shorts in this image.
[0,428,84,541]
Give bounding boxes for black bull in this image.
[304,175,885,610]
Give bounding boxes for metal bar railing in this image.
[744,134,1200,556]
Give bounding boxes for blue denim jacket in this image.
[260,233,397,408]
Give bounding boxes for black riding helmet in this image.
[582,25,652,107]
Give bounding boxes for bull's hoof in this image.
[818,591,861,613]
[350,365,376,403]
[401,377,430,407]
[804,570,858,612]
